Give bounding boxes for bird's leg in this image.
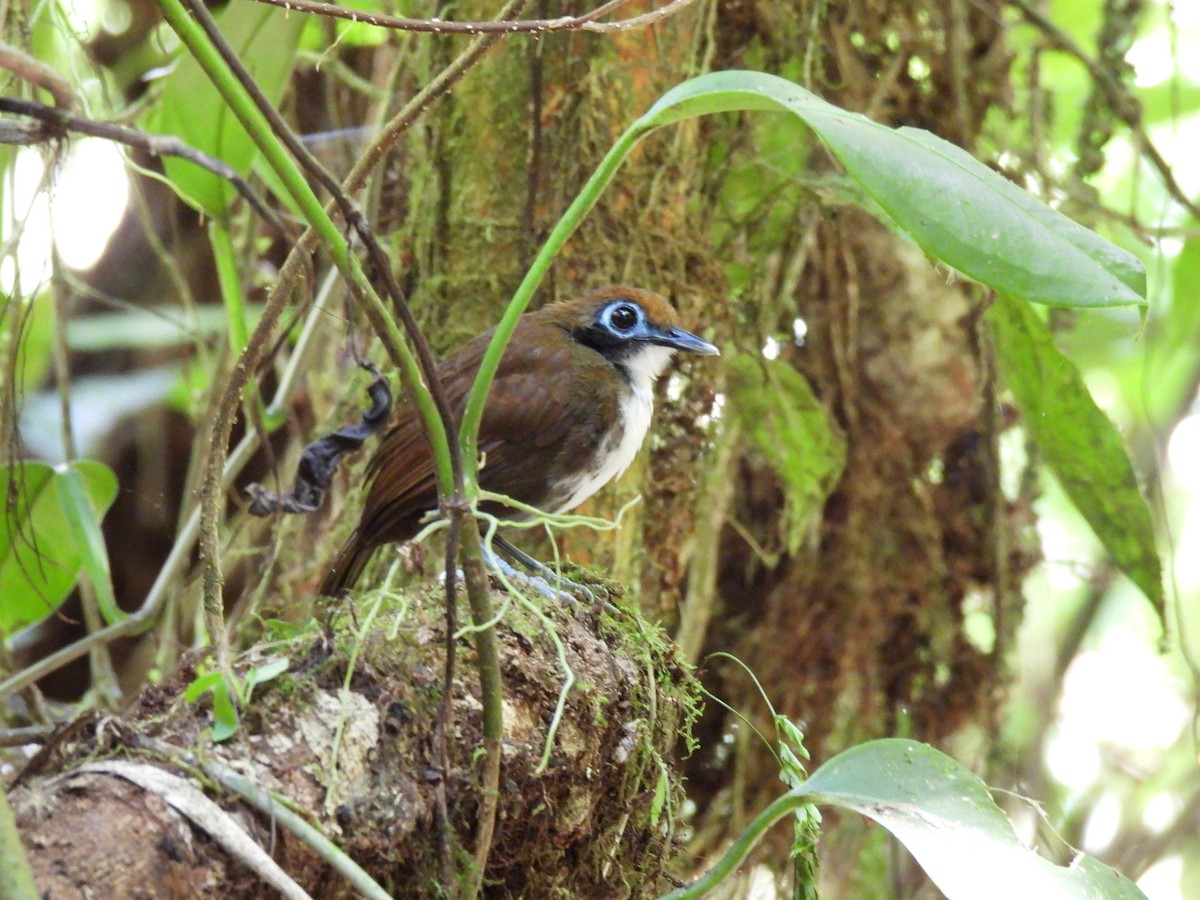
[488,534,608,608]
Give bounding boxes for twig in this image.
[49,244,122,706]
[0,0,522,702]
[77,758,315,900]
[177,0,459,463]
[0,253,325,703]
[250,0,696,34]
[0,41,76,110]
[199,760,390,900]
[0,97,285,234]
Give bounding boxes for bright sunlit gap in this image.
[1138,855,1184,900]
[1127,0,1200,86]
[2,141,129,295]
[1167,414,1200,494]
[1167,414,1200,598]
[1082,792,1122,853]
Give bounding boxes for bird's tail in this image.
[319,530,375,597]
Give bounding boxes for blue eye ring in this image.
[606,302,641,331]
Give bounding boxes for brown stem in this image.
[248,0,697,35]
[0,97,284,234]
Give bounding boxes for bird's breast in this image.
[547,377,655,514]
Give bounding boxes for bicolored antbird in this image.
[320,286,719,596]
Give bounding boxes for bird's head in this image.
[555,286,719,385]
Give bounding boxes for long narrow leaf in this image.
[55,466,122,625]
[990,293,1162,617]
[465,68,1146,482]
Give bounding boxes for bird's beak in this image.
[653,326,720,356]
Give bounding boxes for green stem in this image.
[208,218,247,353]
[458,122,650,491]
[196,755,391,900]
[658,791,810,899]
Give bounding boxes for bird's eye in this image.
[609,304,639,331]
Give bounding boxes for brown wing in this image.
[355,312,614,547]
[473,332,615,512]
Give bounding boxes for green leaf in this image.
[635,71,1146,308]
[211,679,239,742]
[147,5,305,217]
[0,461,119,633]
[726,353,846,556]
[989,293,1163,617]
[662,739,1144,899]
[650,762,669,827]
[185,670,241,742]
[54,467,121,625]
[242,657,289,704]
[184,671,224,703]
[245,657,289,688]
[800,739,1147,899]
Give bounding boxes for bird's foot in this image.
[438,555,604,613]
[489,535,621,612]
[478,547,593,608]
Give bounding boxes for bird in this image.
[319,285,719,597]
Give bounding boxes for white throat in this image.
[552,345,675,513]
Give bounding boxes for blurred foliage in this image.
[726,351,845,557]
[0,460,118,632]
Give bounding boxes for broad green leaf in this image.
[801,739,1146,900]
[989,293,1162,617]
[665,738,1145,900]
[0,460,119,633]
[147,5,305,217]
[635,71,1146,308]
[726,353,846,556]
